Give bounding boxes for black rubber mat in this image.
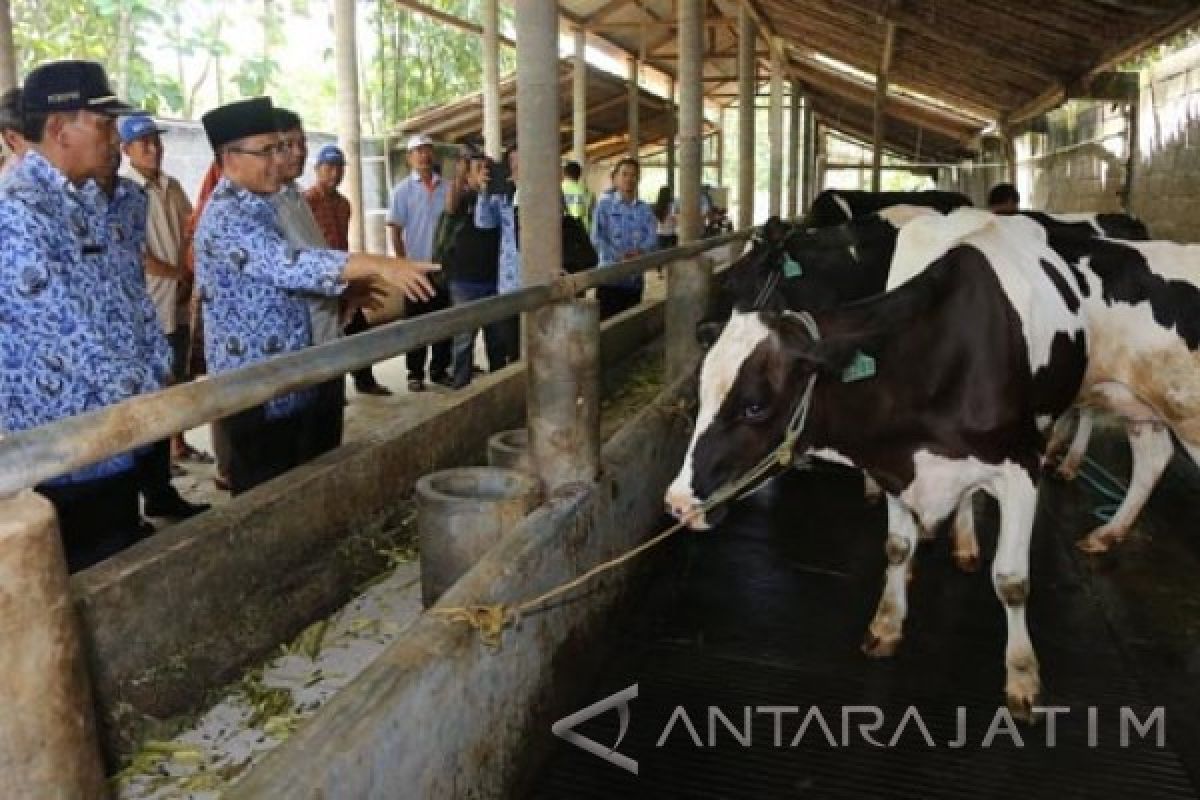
[530,464,1198,800]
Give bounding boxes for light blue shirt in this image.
[196,177,348,419]
[474,191,520,293]
[592,192,658,289]
[0,151,169,483]
[387,171,447,261]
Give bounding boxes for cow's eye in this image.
[742,403,767,421]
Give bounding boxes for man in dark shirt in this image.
[443,148,505,388]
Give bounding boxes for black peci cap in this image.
[201,96,277,152]
[21,60,135,115]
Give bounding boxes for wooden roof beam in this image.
[391,0,515,47]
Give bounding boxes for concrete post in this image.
[667,0,707,383]
[787,81,801,219]
[527,301,601,490]
[716,123,726,190]
[519,0,599,492]
[573,27,587,165]
[627,54,640,159]
[334,0,366,252]
[768,38,784,218]
[666,79,677,192]
[736,4,756,229]
[0,0,17,93]
[0,492,107,798]
[483,0,503,160]
[815,121,828,198]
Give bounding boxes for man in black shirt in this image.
[443,148,507,388]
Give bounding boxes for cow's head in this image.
[667,310,853,529]
[700,217,795,346]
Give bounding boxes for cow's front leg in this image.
[862,495,919,658]
[992,464,1041,721]
[951,490,980,572]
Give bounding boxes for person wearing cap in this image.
[0,87,27,175]
[305,142,390,396]
[387,133,452,392]
[0,60,171,569]
[196,96,438,494]
[119,113,213,473]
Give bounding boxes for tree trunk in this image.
[114,0,135,99]
[0,0,18,93]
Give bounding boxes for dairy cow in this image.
[667,211,1200,716]
[803,188,972,228]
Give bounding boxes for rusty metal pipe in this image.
[0,231,750,495]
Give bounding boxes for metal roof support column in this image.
[667,0,709,384]
[519,0,599,491]
[815,120,828,198]
[786,83,801,219]
[768,37,784,217]
[802,100,815,209]
[483,0,503,159]
[872,22,896,193]
[737,2,756,229]
[628,53,640,159]
[0,492,107,798]
[334,0,366,252]
[666,79,677,192]
[573,27,587,165]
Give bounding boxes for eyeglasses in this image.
[226,142,289,159]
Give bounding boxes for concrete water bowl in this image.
[487,428,530,472]
[415,467,541,608]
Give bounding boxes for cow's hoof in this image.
[953,551,980,573]
[1056,458,1082,482]
[1005,687,1043,725]
[1076,527,1125,555]
[861,629,902,659]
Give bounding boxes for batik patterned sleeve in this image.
[591,194,617,266]
[206,193,348,296]
[475,192,501,230]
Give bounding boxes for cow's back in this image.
[806,189,972,228]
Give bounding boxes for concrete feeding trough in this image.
[415,467,541,608]
[487,428,531,473]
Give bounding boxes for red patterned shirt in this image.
[303,185,352,251]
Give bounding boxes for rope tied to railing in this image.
[432,311,821,648]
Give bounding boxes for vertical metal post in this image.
[802,101,815,209]
[483,0,503,160]
[334,0,366,252]
[0,492,107,798]
[768,37,784,218]
[814,120,827,198]
[736,3,756,229]
[716,121,726,190]
[627,54,640,159]
[573,27,588,165]
[519,0,599,491]
[872,22,896,193]
[787,81,801,219]
[667,0,708,384]
[666,79,677,192]
[0,0,16,93]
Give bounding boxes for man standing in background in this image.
[119,113,211,467]
[388,133,452,392]
[561,160,593,232]
[306,143,391,395]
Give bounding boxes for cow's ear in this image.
[780,324,859,375]
[695,320,723,349]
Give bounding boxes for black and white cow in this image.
[803,188,972,229]
[667,211,1200,717]
[1020,210,1150,242]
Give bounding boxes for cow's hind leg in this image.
[951,491,980,572]
[992,464,1041,722]
[1057,408,1094,481]
[863,495,918,658]
[1077,421,1173,554]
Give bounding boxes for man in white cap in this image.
[387,133,452,392]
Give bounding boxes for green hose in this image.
[1074,455,1129,523]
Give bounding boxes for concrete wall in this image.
[72,302,665,760]
[228,368,698,799]
[1016,101,1129,215]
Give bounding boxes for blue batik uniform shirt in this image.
[474,190,520,293]
[195,176,348,419]
[0,151,170,483]
[592,191,659,289]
